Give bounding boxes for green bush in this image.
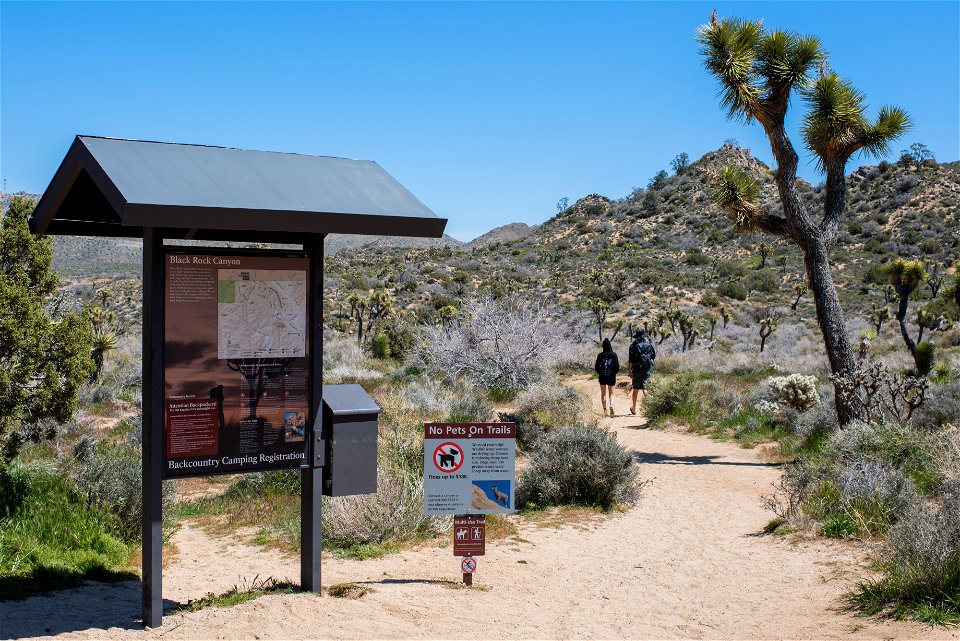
[747,271,781,294]
[517,426,639,511]
[717,280,748,301]
[643,373,700,422]
[371,332,391,359]
[71,437,143,539]
[0,461,135,599]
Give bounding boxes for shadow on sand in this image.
[0,580,179,638]
[635,451,774,468]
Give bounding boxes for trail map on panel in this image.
[217,269,307,359]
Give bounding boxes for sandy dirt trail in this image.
[4,375,955,640]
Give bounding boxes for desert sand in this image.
[2,376,955,640]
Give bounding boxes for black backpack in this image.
[630,339,653,370]
[597,353,616,377]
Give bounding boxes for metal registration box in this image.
[321,384,380,496]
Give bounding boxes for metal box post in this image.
[321,384,380,497]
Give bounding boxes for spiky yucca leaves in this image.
[697,17,823,126]
[804,74,912,170]
[886,259,928,292]
[711,166,780,233]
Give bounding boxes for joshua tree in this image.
[885,258,933,374]
[790,283,807,311]
[89,328,118,383]
[869,303,890,335]
[708,314,718,340]
[699,15,910,425]
[758,310,782,353]
[345,292,368,345]
[720,306,731,329]
[927,263,944,298]
[756,242,771,269]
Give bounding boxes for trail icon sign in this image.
[453,515,485,556]
[461,557,477,574]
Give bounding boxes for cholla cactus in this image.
[767,374,820,412]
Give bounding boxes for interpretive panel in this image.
[423,423,516,515]
[163,252,310,478]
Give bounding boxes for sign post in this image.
[424,423,515,584]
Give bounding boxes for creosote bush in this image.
[517,426,639,511]
[643,372,700,422]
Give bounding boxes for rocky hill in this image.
[5,143,958,345]
[467,222,534,249]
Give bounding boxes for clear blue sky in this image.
[2,1,957,241]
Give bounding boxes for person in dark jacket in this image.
[628,330,657,415]
[594,338,619,417]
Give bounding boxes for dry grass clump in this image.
[322,466,448,549]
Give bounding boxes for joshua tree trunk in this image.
[801,240,859,424]
[893,284,918,356]
[768,128,861,426]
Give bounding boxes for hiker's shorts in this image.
[598,373,616,386]
[631,367,651,390]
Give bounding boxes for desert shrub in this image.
[70,437,143,539]
[322,467,447,548]
[855,483,960,622]
[699,292,720,308]
[684,248,711,266]
[371,332,391,359]
[517,426,639,511]
[643,373,700,422]
[747,270,781,294]
[767,374,820,412]
[324,338,384,384]
[446,389,493,423]
[510,383,588,451]
[911,381,960,431]
[227,469,301,497]
[791,392,839,440]
[781,421,940,537]
[717,280,748,301]
[411,296,562,395]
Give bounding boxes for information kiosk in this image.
[28,135,447,627]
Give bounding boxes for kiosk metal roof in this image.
[29,136,447,241]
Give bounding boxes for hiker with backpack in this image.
[594,338,620,417]
[628,329,656,415]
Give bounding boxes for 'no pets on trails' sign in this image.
[423,423,516,515]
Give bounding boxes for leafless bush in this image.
[324,337,384,384]
[322,466,448,547]
[911,381,960,431]
[411,296,563,393]
[832,361,928,423]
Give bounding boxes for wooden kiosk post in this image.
[28,136,446,628]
